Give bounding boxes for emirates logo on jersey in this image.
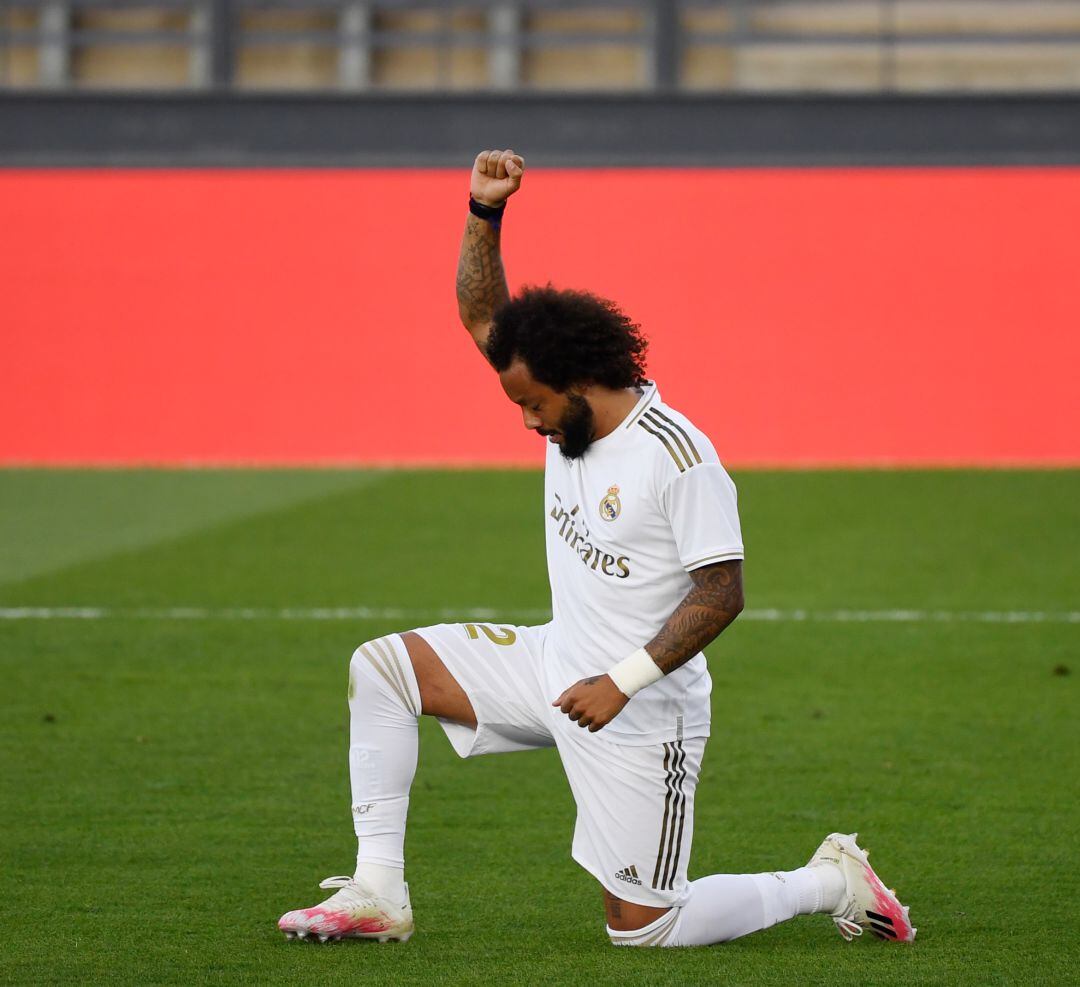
[599,485,621,522]
[550,493,631,578]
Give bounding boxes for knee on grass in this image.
[606,908,680,947]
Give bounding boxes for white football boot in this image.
[807,832,916,942]
[278,876,414,943]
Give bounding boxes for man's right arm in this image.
[455,149,524,355]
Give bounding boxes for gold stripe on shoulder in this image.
[648,408,702,464]
[644,410,694,470]
[638,418,686,472]
[624,388,658,429]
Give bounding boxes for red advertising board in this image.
[2,168,1077,466]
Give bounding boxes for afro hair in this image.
[486,284,648,392]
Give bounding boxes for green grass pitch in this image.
[1,468,1077,985]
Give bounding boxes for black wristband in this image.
[469,196,505,229]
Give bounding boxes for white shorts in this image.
[412,622,705,909]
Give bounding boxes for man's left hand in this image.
[552,675,629,732]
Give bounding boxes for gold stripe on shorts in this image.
[652,741,688,891]
[652,743,675,888]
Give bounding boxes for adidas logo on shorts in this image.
[615,865,643,886]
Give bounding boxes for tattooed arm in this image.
[645,560,744,674]
[553,561,744,731]
[456,148,524,355]
[456,215,508,354]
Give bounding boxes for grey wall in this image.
[2,92,1079,167]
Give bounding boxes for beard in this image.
[557,393,595,460]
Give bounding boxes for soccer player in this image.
[278,150,915,947]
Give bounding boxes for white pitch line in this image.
[0,606,1077,624]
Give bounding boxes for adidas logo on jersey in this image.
[615,865,642,886]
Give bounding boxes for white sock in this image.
[608,865,846,947]
[668,874,771,945]
[810,862,846,912]
[608,875,764,947]
[347,634,421,905]
[749,865,844,923]
[354,862,406,904]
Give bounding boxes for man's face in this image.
[498,359,595,460]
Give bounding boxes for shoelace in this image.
[317,876,380,908]
[832,916,863,941]
[318,876,354,890]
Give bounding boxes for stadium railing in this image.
[2,0,1080,93]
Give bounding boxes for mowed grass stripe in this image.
[2,605,1078,624]
[0,468,387,586]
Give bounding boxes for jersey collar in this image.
[621,381,659,431]
[583,382,659,456]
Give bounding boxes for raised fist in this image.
[471,149,525,207]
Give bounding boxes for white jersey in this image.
[541,382,744,745]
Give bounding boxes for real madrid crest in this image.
[599,484,621,522]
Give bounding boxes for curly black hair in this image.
[486,284,648,392]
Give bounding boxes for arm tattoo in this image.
[645,560,744,675]
[456,214,509,334]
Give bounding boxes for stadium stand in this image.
[2,1,1079,92]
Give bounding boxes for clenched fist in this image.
[552,674,629,732]
[471,149,525,207]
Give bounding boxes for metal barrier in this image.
[2,1,1080,91]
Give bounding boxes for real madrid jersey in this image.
[541,382,744,745]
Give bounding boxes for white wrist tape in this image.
[607,647,664,698]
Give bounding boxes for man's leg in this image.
[347,633,475,899]
[555,729,910,948]
[604,863,845,946]
[402,631,476,724]
[603,890,670,932]
[278,631,477,942]
[605,834,916,946]
[280,622,555,942]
